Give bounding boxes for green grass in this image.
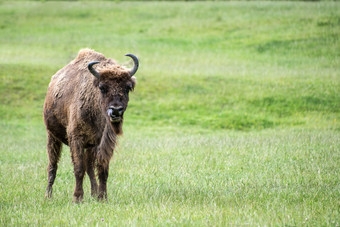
[0,1,339,225]
[1,123,339,225]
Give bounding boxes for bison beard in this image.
[43,49,138,202]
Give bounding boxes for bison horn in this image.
[88,61,101,79]
[125,53,139,77]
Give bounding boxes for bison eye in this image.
[99,85,107,94]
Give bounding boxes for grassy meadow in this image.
[0,1,339,225]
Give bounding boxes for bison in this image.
[43,49,139,202]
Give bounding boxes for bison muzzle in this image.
[43,49,139,202]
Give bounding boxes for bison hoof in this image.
[45,188,53,199]
[97,193,108,202]
[72,195,83,203]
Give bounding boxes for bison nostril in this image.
[109,106,124,116]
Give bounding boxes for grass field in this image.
[0,1,339,225]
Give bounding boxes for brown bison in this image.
[43,49,139,202]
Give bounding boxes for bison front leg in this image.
[45,133,62,199]
[85,148,98,197]
[70,140,86,203]
[97,162,109,200]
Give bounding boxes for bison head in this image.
[88,54,138,132]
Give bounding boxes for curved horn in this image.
[88,61,101,79]
[125,53,139,77]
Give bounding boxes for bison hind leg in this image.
[85,147,98,197]
[97,162,109,201]
[45,132,62,199]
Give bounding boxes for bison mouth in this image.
[109,116,121,123]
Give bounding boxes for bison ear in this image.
[131,76,137,89]
[93,78,100,87]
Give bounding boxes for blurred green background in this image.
[1,1,338,131]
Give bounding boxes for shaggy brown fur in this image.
[43,49,137,202]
